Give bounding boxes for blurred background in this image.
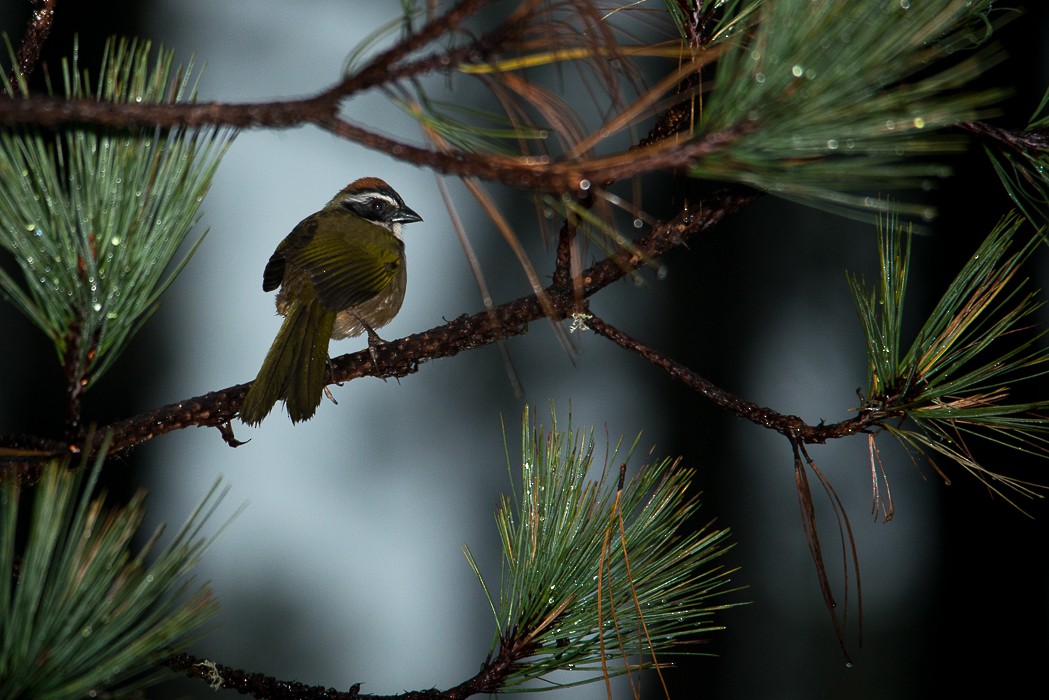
[1,2,1047,698]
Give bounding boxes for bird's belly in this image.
[330,291,404,339]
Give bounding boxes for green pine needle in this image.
[462,407,741,691]
[0,439,228,699]
[661,0,758,45]
[404,96,552,156]
[849,213,1049,509]
[691,0,1005,220]
[0,37,233,389]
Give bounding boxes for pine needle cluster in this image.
[0,441,227,698]
[0,38,231,393]
[463,407,740,691]
[693,0,1004,218]
[849,214,1049,510]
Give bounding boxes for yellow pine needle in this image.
[459,42,702,75]
[596,471,671,700]
[519,594,576,648]
[566,42,731,160]
[916,264,1019,378]
[614,490,672,700]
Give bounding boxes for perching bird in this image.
[240,177,422,425]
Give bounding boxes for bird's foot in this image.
[323,357,341,404]
[354,316,386,370]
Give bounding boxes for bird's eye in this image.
[369,199,384,212]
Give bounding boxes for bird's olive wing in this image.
[293,228,403,313]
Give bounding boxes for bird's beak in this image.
[392,205,423,224]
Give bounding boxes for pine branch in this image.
[0,0,1010,207]
[0,88,750,195]
[0,189,756,473]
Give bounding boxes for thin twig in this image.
[960,120,1049,157]
[583,311,892,442]
[167,637,530,700]
[13,0,55,80]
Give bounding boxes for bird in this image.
[240,177,423,426]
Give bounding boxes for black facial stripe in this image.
[340,192,403,222]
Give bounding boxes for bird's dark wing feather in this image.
[262,216,320,292]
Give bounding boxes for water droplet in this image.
[826,139,839,150]
[92,302,102,312]
[913,116,925,129]
[578,179,591,191]
[754,72,766,84]
[791,65,804,77]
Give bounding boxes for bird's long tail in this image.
[240,300,335,425]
